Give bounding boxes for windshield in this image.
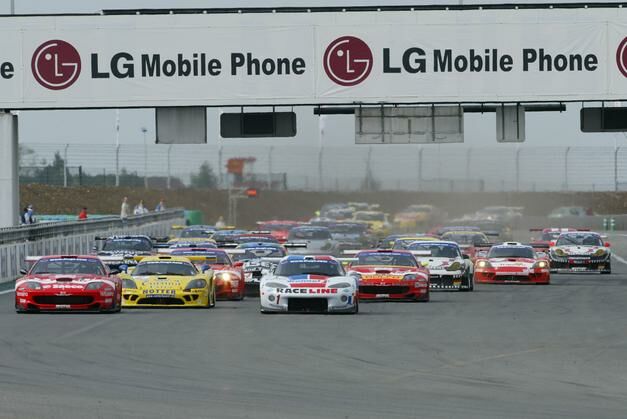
[275,260,343,277]
[354,212,384,221]
[132,262,197,276]
[289,229,332,240]
[238,236,279,243]
[180,229,213,238]
[488,247,534,259]
[329,224,366,234]
[354,252,417,267]
[170,251,231,265]
[541,231,564,241]
[259,223,295,231]
[407,243,461,258]
[31,258,106,275]
[102,239,152,252]
[442,233,489,245]
[556,234,603,247]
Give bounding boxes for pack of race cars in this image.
[14,205,613,314]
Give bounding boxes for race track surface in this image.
[1,267,627,419]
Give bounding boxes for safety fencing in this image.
[18,142,627,193]
[0,209,185,283]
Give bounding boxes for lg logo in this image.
[323,36,373,86]
[618,37,627,78]
[31,40,81,90]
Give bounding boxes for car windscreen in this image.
[288,229,332,240]
[407,243,461,258]
[329,224,366,234]
[31,258,106,275]
[556,234,603,247]
[354,213,384,221]
[180,230,213,238]
[233,247,286,261]
[275,260,343,277]
[541,231,563,241]
[237,236,279,244]
[102,239,152,252]
[354,252,417,267]
[488,247,534,259]
[132,262,197,276]
[259,224,295,231]
[170,251,230,265]
[442,233,489,245]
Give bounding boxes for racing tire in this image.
[601,267,612,275]
[460,272,473,292]
[352,300,359,314]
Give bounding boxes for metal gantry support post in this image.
[0,111,19,227]
[614,146,620,192]
[564,146,571,191]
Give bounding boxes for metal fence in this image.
[0,209,185,282]
[19,142,627,192]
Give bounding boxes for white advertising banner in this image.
[0,9,625,109]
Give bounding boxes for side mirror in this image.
[549,241,556,247]
[420,261,429,267]
[119,264,129,273]
[19,268,28,275]
[233,261,244,268]
[462,254,470,260]
[605,242,611,248]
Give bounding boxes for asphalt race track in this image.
[1,267,627,419]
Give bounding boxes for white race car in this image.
[549,232,611,274]
[406,241,473,291]
[259,255,358,314]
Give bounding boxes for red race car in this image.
[474,242,550,285]
[346,249,430,301]
[256,221,303,243]
[170,248,245,300]
[15,255,122,313]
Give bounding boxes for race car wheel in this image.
[461,272,473,292]
[353,300,359,314]
[601,265,611,275]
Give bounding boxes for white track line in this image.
[612,253,627,265]
[0,289,14,295]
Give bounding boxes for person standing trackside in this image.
[215,216,226,229]
[120,197,130,219]
[134,200,149,215]
[78,207,88,220]
[155,199,166,212]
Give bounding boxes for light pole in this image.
[141,127,148,189]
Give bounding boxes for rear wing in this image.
[283,242,308,248]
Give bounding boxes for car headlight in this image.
[403,274,418,281]
[446,262,462,271]
[85,281,105,290]
[593,248,607,257]
[264,282,286,288]
[533,261,548,269]
[553,248,566,257]
[328,282,352,289]
[216,272,232,282]
[184,278,207,291]
[122,279,137,289]
[477,260,492,269]
[21,281,42,290]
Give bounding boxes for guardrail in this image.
[0,209,186,283]
[0,209,184,245]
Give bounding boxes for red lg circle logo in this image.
[323,36,373,86]
[31,40,81,90]
[618,37,627,78]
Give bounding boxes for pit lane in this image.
[1,262,627,419]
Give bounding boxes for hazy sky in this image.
[10,0,627,148]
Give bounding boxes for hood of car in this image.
[553,245,606,255]
[488,258,535,267]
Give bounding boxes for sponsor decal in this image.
[275,288,338,294]
[32,40,81,90]
[618,37,627,78]
[323,36,373,86]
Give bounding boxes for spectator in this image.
[155,199,166,212]
[120,197,130,219]
[134,200,149,215]
[78,207,88,220]
[21,207,32,225]
[215,216,226,229]
[26,204,35,223]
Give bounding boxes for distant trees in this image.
[190,161,218,189]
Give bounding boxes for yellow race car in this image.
[120,255,216,307]
[352,211,391,237]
